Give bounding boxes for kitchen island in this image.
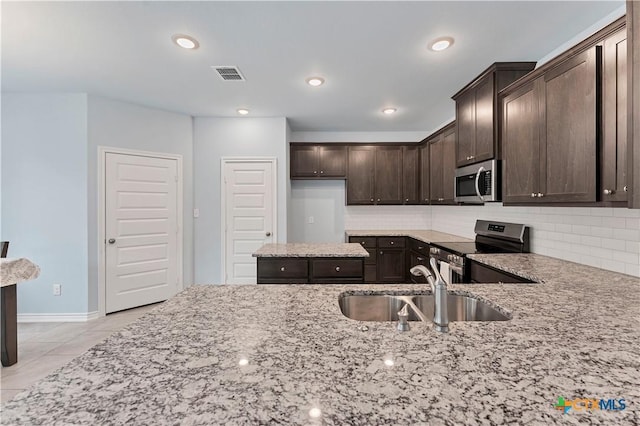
[2,254,639,424]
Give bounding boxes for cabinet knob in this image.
[370,198,374,202]
[417,257,424,261]
[537,193,544,198]
[603,189,614,195]
[320,171,324,174]
[624,186,628,192]
[418,246,424,250]
[531,193,536,198]
[380,251,383,255]
[390,241,394,245]
[280,267,285,272]
[377,198,381,202]
[361,241,365,245]
[313,171,317,174]
[405,198,409,202]
[439,198,444,202]
[335,266,340,272]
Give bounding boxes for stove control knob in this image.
[430,247,439,255]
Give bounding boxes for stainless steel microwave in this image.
[454,159,500,203]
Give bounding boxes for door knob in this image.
[108,238,116,244]
[266,232,271,237]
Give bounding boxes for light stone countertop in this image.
[253,243,369,258]
[2,254,640,424]
[345,229,474,244]
[0,258,40,287]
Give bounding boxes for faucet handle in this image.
[397,304,410,331]
[430,258,445,285]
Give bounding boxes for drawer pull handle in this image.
[280,267,285,272]
[335,266,340,272]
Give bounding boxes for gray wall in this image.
[87,95,194,311]
[1,93,89,314]
[289,180,346,243]
[193,117,288,284]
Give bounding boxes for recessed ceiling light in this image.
[172,34,199,50]
[306,77,325,87]
[237,108,249,115]
[429,36,454,52]
[382,107,397,115]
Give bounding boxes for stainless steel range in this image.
[429,220,530,283]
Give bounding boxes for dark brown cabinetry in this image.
[419,143,430,204]
[257,257,364,284]
[408,238,430,284]
[375,146,403,204]
[602,29,628,202]
[290,144,347,179]
[349,236,407,283]
[402,146,420,204]
[347,146,376,204]
[428,122,457,204]
[504,49,599,203]
[453,62,536,168]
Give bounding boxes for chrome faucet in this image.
[410,258,449,333]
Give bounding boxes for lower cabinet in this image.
[257,257,364,284]
[408,238,430,283]
[349,236,408,283]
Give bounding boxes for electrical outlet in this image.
[308,216,314,224]
[193,208,200,218]
[53,284,62,296]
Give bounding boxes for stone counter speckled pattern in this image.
[345,229,473,244]
[2,255,640,424]
[253,243,369,258]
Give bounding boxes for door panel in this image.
[402,146,420,204]
[347,146,375,204]
[429,136,444,202]
[319,145,347,177]
[456,90,476,166]
[542,48,597,202]
[290,145,319,177]
[377,249,406,282]
[105,153,178,313]
[419,143,430,204]
[474,76,495,162]
[375,146,403,204]
[442,128,457,203]
[225,161,275,284]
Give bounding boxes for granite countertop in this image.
[3,254,640,424]
[253,243,369,258]
[0,258,40,287]
[345,229,474,244]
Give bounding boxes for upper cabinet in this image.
[402,146,420,204]
[374,146,403,204]
[602,28,628,202]
[290,144,347,179]
[452,62,536,168]
[501,17,628,205]
[347,145,376,204]
[429,122,457,204]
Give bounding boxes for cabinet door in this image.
[402,146,420,204]
[541,47,598,202]
[441,127,457,203]
[347,146,376,205]
[290,145,319,178]
[602,30,628,202]
[456,89,476,166]
[318,145,347,178]
[374,146,403,204]
[377,249,406,282]
[474,75,495,163]
[419,143,430,204]
[429,136,444,202]
[502,79,542,203]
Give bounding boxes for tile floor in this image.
[0,303,161,405]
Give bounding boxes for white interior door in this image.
[224,160,275,284]
[105,153,179,313]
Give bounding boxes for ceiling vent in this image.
[212,66,245,81]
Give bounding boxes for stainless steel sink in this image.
[339,293,511,322]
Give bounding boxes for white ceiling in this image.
[1,1,624,132]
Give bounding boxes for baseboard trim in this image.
[17,311,101,323]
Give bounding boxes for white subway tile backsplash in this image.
[429,204,640,278]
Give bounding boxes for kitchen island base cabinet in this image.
[257,257,364,284]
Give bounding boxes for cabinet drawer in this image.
[378,237,406,248]
[257,258,308,279]
[409,238,429,256]
[349,236,376,248]
[311,259,363,279]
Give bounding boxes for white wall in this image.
[87,96,194,311]
[193,117,288,284]
[1,93,89,314]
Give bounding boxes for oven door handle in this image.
[474,166,485,202]
[431,258,464,277]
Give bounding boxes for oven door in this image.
[430,256,466,284]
